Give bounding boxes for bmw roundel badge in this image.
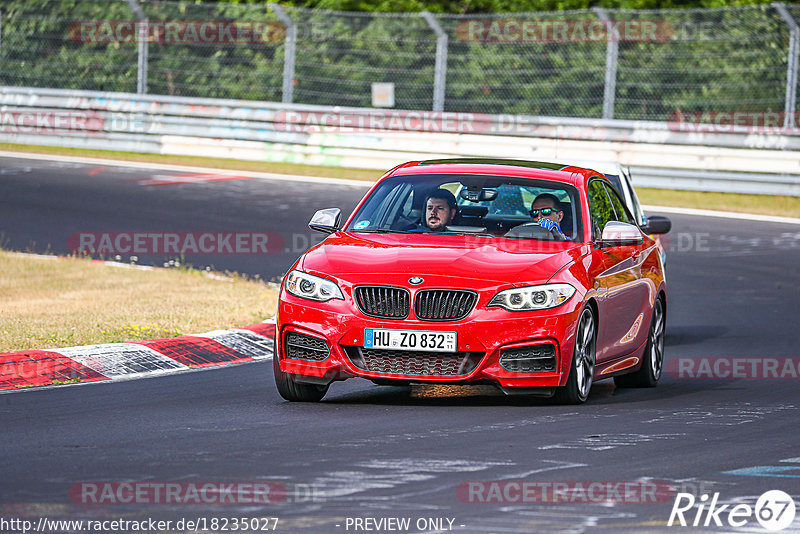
[409,276,424,285]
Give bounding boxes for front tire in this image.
[555,306,596,404]
[273,338,329,402]
[614,297,665,388]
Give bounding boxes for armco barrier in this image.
[1,86,799,195]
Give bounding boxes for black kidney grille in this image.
[343,346,483,377]
[354,286,410,319]
[283,331,330,362]
[499,344,556,373]
[414,289,477,321]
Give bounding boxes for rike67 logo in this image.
[668,490,796,531]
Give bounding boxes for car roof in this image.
[386,158,603,188]
[530,158,626,176]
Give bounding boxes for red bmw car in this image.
[274,159,670,404]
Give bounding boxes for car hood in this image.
[300,232,588,286]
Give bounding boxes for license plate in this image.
[364,328,457,353]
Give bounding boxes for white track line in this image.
[10,252,156,270]
[0,150,374,187]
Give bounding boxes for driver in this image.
[530,193,568,240]
[424,189,458,232]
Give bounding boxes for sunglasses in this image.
[529,207,560,217]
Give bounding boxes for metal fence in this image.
[0,1,799,122]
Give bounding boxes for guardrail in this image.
[1,86,799,196]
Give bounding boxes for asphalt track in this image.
[1,154,800,533]
[0,155,367,282]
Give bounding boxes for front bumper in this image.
[276,290,583,390]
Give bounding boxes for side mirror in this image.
[641,215,672,235]
[308,208,341,234]
[599,221,643,247]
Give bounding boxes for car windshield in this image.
[345,173,583,242]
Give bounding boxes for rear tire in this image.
[614,298,665,388]
[554,306,596,405]
[273,337,329,402]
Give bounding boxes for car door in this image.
[587,180,650,362]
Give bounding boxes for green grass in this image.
[1,142,797,217]
[637,188,800,218]
[51,378,82,385]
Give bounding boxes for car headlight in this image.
[285,270,344,302]
[488,283,575,311]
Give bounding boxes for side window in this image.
[623,170,647,225]
[587,180,615,241]
[602,183,635,225]
[352,182,411,229]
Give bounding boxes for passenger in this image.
[529,193,568,240]
[424,189,458,232]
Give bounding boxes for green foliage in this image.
[279,0,774,13]
[0,0,139,91]
[0,0,792,120]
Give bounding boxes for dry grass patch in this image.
[0,251,278,352]
[638,188,800,218]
